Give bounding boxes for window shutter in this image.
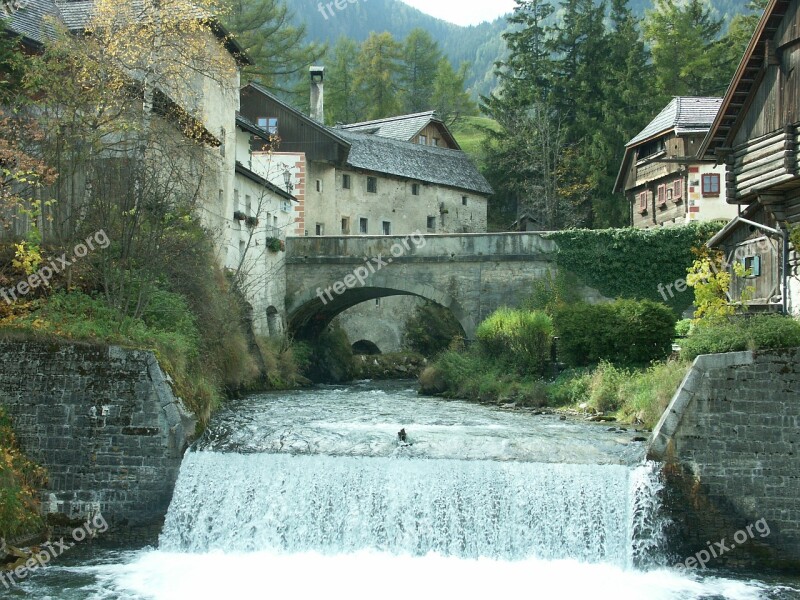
[673,178,683,200]
[657,184,666,205]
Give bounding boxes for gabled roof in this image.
[3,0,64,47]
[333,129,493,196]
[700,0,790,157]
[614,97,722,193]
[626,97,722,148]
[243,82,351,148]
[3,0,250,64]
[341,111,461,149]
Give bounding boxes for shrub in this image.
[554,299,676,367]
[588,361,627,413]
[675,319,693,338]
[680,314,800,360]
[404,301,465,357]
[0,406,47,539]
[522,270,581,315]
[617,360,689,428]
[303,322,356,383]
[476,308,553,375]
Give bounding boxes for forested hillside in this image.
[282,0,750,98]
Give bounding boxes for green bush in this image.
[675,319,693,338]
[476,308,553,375]
[404,301,465,357]
[680,315,800,360]
[303,322,356,383]
[554,299,676,367]
[522,270,582,315]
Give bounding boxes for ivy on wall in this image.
[544,223,722,315]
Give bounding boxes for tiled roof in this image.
[626,97,722,147]
[341,111,438,141]
[53,0,93,30]
[333,129,493,196]
[4,0,63,46]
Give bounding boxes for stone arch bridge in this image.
[285,233,603,340]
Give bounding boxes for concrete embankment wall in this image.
[0,341,195,527]
[649,348,800,569]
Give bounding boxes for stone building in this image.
[615,97,738,229]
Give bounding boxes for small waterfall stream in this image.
[160,452,664,566]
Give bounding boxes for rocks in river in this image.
[632,436,648,442]
[588,415,617,422]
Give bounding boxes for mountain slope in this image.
[283,0,751,99]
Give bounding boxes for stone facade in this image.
[649,348,800,569]
[0,342,195,527]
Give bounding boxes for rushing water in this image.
[12,381,800,599]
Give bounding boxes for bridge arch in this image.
[286,273,475,341]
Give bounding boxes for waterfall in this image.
[160,451,665,567]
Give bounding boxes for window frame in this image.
[342,174,351,190]
[427,216,436,231]
[359,217,368,234]
[701,173,721,197]
[411,183,420,196]
[367,176,378,194]
[382,221,391,235]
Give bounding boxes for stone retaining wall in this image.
[0,341,195,527]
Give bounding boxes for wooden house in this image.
[615,97,737,229]
[700,0,800,315]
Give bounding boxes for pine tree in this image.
[431,59,477,127]
[644,0,733,98]
[326,37,363,124]
[399,29,442,113]
[223,0,324,91]
[353,32,403,120]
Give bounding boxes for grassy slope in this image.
[451,116,500,163]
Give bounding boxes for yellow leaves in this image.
[11,241,42,276]
[686,249,753,324]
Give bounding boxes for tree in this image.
[222,0,324,91]
[325,37,363,124]
[24,0,239,319]
[644,0,734,98]
[399,29,441,113]
[431,59,477,127]
[721,0,769,73]
[354,32,403,120]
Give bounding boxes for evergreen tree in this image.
[721,0,769,73]
[326,37,363,124]
[399,29,442,113]
[353,32,403,120]
[223,0,324,91]
[431,59,477,127]
[643,0,734,98]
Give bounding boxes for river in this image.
[10,381,800,599]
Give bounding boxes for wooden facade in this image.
[411,122,459,149]
[701,0,800,314]
[239,84,350,166]
[615,98,733,229]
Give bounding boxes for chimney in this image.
[310,66,324,123]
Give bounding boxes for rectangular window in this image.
[245,194,252,216]
[427,216,436,231]
[744,255,762,277]
[316,179,322,193]
[367,177,378,193]
[341,217,350,234]
[673,178,683,200]
[315,223,324,236]
[702,173,721,196]
[273,216,278,227]
[638,191,648,213]
[382,221,391,235]
[419,135,427,145]
[432,138,439,147]
[359,217,368,234]
[233,189,239,213]
[462,196,468,206]
[257,117,278,135]
[239,240,246,261]
[412,183,420,196]
[657,185,666,206]
[342,174,351,189]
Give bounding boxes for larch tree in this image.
[399,29,442,113]
[325,37,364,124]
[431,58,477,127]
[353,32,402,120]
